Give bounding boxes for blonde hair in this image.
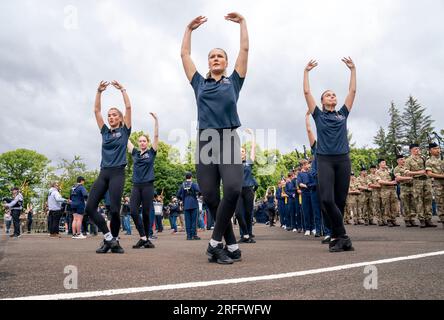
[108,107,124,127]
[138,134,151,144]
[206,48,228,79]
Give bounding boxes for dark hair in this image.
[185,172,192,179]
[321,90,336,110]
[77,176,85,183]
[11,187,19,191]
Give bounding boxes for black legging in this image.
[130,182,154,238]
[196,129,243,245]
[85,167,125,237]
[234,187,255,236]
[317,154,351,238]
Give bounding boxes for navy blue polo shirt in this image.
[132,147,156,184]
[242,159,256,187]
[100,125,131,168]
[276,188,284,203]
[312,105,350,155]
[177,181,200,210]
[297,171,311,194]
[190,70,244,129]
[285,180,297,198]
[70,184,88,208]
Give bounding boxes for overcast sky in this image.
[1,0,443,170]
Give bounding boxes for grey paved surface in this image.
[1,218,443,300]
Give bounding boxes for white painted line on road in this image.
[3,250,444,300]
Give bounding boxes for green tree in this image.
[52,156,98,199]
[0,149,50,206]
[401,96,434,147]
[349,148,379,174]
[385,101,403,165]
[373,127,388,158]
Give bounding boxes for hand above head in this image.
[342,57,355,70]
[111,80,125,91]
[187,16,208,31]
[97,81,110,93]
[245,128,253,135]
[225,12,245,24]
[305,60,318,72]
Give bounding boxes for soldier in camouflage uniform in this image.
[346,172,361,224]
[376,159,400,227]
[368,164,383,225]
[356,167,370,225]
[394,154,418,227]
[405,144,437,228]
[425,142,444,227]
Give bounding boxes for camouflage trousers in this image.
[412,178,433,221]
[380,187,399,222]
[400,184,415,222]
[346,194,359,221]
[371,189,383,223]
[433,179,444,222]
[358,192,372,222]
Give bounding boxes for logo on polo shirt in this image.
[111,131,122,139]
[141,153,150,160]
[335,113,345,121]
[222,78,231,85]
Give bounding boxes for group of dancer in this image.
[77,13,357,264]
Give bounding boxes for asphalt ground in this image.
[1,218,443,300]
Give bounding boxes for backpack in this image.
[183,181,197,198]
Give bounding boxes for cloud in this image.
[0,0,443,170]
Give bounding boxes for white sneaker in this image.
[282,225,286,229]
[77,234,87,239]
[292,228,297,232]
[304,230,310,236]
[311,229,316,235]
[72,234,78,239]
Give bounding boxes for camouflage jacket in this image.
[394,165,413,186]
[405,155,428,178]
[376,168,395,188]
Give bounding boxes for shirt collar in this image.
[205,75,227,83]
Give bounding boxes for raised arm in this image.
[112,81,131,128]
[245,128,255,162]
[94,81,109,129]
[150,112,159,151]
[127,140,135,154]
[181,16,207,82]
[305,110,316,147]
[342,57,356,112]
[225,13,249,78]
[303,60,318,114]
